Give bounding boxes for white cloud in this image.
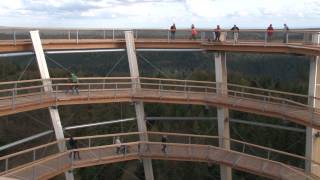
[0,0,319,28]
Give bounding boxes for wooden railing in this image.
[0,77,318,125]
[0,27,319,46]
[0,76,311,106]
[0,131,318,179]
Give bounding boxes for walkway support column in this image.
[125,31,154,180]
[215,52,232,180]
[30,31,74,180]
[306,32,320,176]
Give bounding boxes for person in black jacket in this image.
[161,135,168,153]
[69,136,80,160]
[231,25,240,44]
[170,23,176,40]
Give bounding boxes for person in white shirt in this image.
[115,136,122,154]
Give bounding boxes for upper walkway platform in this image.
[1,131,319,180]
[0,77,319,129]
[0,28,319,56]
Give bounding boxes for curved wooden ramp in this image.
[2,142,315,180]
[0,77,319,129]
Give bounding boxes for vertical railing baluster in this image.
[68,30,71,40]
[159,80,161,97]
[76,30,79,44]
[242,144,246,153]
[33,149,36,161]
[12,88,15,110]
[5,158,8,172]
[104,30,106,39]
[113,29,115,40]
[40,87,43,104]
[55,85,58,105]
[205,86,208,99]
[264,31,267,45]
[88,83,91,100]
[13,31,16,46]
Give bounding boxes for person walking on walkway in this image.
[214,25,221,41]
[161,135,168,154]
[231,25,240,44]
[170,23,176,40]
[267,24,274,42]
[283,24,289,43]
[191,24,198,40]
[71,73,79,95]
[69,136,80,160]
[115,136,122,154]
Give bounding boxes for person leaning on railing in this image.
[170,23,176,40]
[231,25,240,44]
[71,73,79,95]
[267,24,274,42]
[190,24,198,40]
[161,135,168,154]
[283,24,289,43]
[214,25,221,42]
[115,136,122,154]
[69,136,81,160]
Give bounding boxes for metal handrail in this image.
[1,131,319,178]
[0,77,317,121]
[0,28,319,48]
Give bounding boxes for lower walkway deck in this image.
[1,131,317,180]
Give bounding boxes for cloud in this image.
[0,0,319,28]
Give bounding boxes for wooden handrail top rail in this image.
[227,83,309,98]
[0,131,143,161]
[227,89,308,108]
[2,131,320,169]
[2,141,314,179]
[0,27,319,33]
[147,131,219,139]
[0,77,310,99]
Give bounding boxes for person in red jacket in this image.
[190,24,198,40]
[267,24,274,42]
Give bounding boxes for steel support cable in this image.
[231,126,259,156]
[17,56,35,81]
[24,111,100,161]
[45,54,72,74]
[137,53,170,78]
[38,134,55,160]
[61,112,76,128]
[267,136,304,162]
[105,54,126,77]
[23,113,52,130]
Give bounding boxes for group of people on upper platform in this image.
[170,23,290,43]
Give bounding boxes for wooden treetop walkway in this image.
[1,131,318,180]
[0,77,318,129]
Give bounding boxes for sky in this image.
[0,0,320,29]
